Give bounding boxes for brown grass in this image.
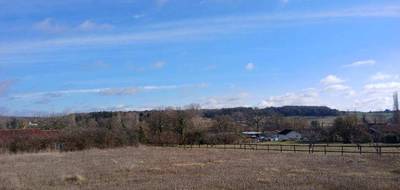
[0,146,399,190]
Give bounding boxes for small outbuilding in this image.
[242,131,262,138]
[242,131,267,142]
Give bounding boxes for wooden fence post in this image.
[324,145,327,155]
[280,145,282,152]
[341,146,344,156]
[267,144,270,152]
[293,145,296,153]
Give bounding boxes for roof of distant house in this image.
[242,131,262,135]
[278,129,295,135]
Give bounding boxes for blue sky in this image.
[0,0,400,116]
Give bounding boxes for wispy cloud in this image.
[260,88,320,107]
[33,18,67,33]
[345,59,376,67]
[320,75,344,85]
[2,6,399,55]
[12,83,208,100]
[133,14,146,19]
[152,61,166,69]
[33,18,113,34]
[201,92,250,109]
[155,0,169,7]
[370,72,399,81]
[364,82,400,92]
[77,20,114,31]
[320,75,354,96]
[280,0,289,5]
[0,106,9,115]
[245,63,255,71]
[80,60,111,70]
[323,84,354,96]
[0,80,15,96]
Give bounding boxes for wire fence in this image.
[167,143,400,156]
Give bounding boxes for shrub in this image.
[60,127,139,151]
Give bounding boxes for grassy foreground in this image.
[0,146,399,190]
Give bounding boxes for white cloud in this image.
[345,59,376,67]
[320,75,355,96]
[257,77,399,111]
[323,84,355,96]
[153,61,166,69]
[201,92,251,109]
[340,81,400,111]
[364,82,400,92]
[77,20,114,31]
[320,75,344,85]
[352,96,393,112]
[371,72,399,81]
[260,89,320,107]
[245,63,255,71]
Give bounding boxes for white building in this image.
[273,129,302,141]
[28,121,39,127]
[242,131,263,138]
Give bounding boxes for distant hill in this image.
[0,106,341,120]
[203,106,341,118]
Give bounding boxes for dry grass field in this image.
[1,146,400,190]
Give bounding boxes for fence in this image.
[169,143,400,156]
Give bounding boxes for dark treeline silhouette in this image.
[203,106,341,118]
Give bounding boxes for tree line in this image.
[0,106,399,153]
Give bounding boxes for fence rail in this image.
[167,143,400,156]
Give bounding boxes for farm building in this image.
[273,129,302,141]
[242,131,267,142]
[242,131,262,138]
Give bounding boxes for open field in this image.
[1,146,400,190]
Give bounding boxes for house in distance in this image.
[273,129,302,141]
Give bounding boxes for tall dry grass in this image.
[0,146,399,190]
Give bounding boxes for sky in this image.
[0,0,400,116]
